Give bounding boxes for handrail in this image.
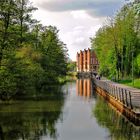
[92,77,140,110]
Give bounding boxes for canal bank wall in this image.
[92,77,140,126]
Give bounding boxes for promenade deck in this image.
[92,77,140,125]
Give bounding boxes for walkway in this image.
[92,77,140,125]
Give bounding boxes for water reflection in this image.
[93,95,140,140]
[0,81,140,140]
[76,79,92,99]
[0,87,65,140]
[0,111,60,140]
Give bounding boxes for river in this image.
[0,79,139,140]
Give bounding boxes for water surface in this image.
[0,79,139,140]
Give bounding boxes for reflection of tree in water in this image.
[0,87,65,140]
[0,112,61,140]
[93,95,140,140]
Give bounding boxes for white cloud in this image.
[70,10,89,19]
[75,37,85,44]
[73,26,85,30]
[30,0,125,60]
[88,25,102,37]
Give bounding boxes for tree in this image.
[91,1,140,80]
[0,0,69,100]
[40,26,68,83]
[0,0,16,66]
[14,0,37,45]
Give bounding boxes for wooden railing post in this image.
[116,86,119,100]
[125,89,128,107]
[119,88,122,102]
[121,88,125,104]
[129,91,133,109]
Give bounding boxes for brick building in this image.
[76,48,99,73]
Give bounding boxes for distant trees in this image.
[67,60,76,72]
[0,0,68,100]
[91,1,140,80]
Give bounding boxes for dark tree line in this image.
[0,0,68,100]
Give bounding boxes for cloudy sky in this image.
[30,0,127,61]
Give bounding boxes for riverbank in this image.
[58,72,77,83]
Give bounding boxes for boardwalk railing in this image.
[92,78,140,112]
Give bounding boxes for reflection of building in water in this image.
[79,79,83,96]
[87,79,91,97]
[76,79,92,98]
[84,80,87,97]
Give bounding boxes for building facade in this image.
[76,48,99,73]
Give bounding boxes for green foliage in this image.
[67,61,76,72]
[91,1,140,80]
[0,47,45,99]
[118,78,140,89]
[136,54,140,67]
[0,0,68,100]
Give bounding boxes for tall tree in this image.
[0,0,16,66]
[0,0,69,100]
[40,26,68,83]
[91,1,140,80]
[15,0,37,45]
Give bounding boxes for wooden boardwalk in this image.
[92,77,140,125]
[104,80,140,110]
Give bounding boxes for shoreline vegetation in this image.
[58,72,77,84]
[0,0,68,101]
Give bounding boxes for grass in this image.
[118,79,140,89]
